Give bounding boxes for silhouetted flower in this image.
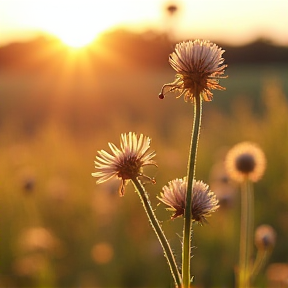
[255,224,276,251]
[166,3,178,15]
[92,132,157,196]
[225,142,266,182]
[158,177,219,224]
[159,39,227,102]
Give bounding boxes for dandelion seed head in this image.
[225,142,266,183]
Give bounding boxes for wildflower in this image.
[255,224,276,251]
[159,39,227,102]
[209,161,237,208]
[92,132,157,196]
[18,227,60,254]
[225,142,266,183]
[158,177,219,224]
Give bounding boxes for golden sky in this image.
[0,0,288,47]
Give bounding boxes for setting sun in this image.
[32,1,135,48]
[42,2,114,48]
[54,23,99,48]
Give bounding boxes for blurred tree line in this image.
[1,29,288,71]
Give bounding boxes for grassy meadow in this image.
[1,38,288,288]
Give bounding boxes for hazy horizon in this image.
[1,0,288,47]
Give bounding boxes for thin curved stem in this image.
[250,250,269,284]
[182,93,202,288]
[131,177,182,287]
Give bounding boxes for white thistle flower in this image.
[92,132,157,196]
[159,39,227,102]
[158,177,219,224]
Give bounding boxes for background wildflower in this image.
[92,132,157,196]
[158,177,219,224]
[225,142,266,183]
[209,161,238,209]
[18,227,60,254]
[159,39,227,102]
[255,224,276,251]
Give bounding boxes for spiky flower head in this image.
[255,224,276,251]
[159,39,227,102]
[92,132,157,196]
[158,177,219,224]
[225,142,266,183]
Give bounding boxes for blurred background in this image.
[1,0,288,287]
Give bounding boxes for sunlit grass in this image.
[1,64,288,287]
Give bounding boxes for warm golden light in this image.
[35,1,127,49]
[57,28,97,49]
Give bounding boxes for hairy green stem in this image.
[131,177,182,287]
[182,93,202,288]
[238,179,254,288]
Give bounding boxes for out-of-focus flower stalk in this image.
[251,249,269,283]
[131,177,181,287]
[182,91,202,288]
[238,178,254,288]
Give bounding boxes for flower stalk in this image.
[93,39,227,288]
[250,249,269,283]
[131,177,182,287]
[182,91,202,288]
[238,178,254,288]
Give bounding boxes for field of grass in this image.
[1,61,288,287]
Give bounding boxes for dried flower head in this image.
[255,224,276,251]
[158,177,219,224]
[225,142,266,183]
[159,39,227,102]
[92,132,157,196]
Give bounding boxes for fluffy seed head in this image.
[225,142,266,183]
[158,177,219,224]
[159,39,227,102]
